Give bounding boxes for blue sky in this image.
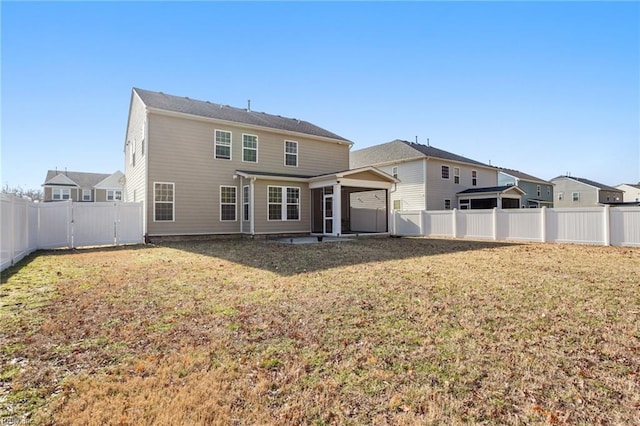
[2,1,639,192]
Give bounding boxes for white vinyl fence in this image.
[1,194,143,271]
[393,206,640,247]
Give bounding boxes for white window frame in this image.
[107,190,122,201]
[392,166,398,179]
[243,185,250,221]
[284,140,298,167]
[537,185,541,197]
[454,167,460,184]
[267,186,300,221]
[460,199,470,210]
[572,192,580,202]
[441,165,450,180]
[445,199,451,210]
[52,188,71,200]
[242,134,258,163]
[82,189,92,201]
[558,192,564,201]
[215,129,232,160]
[472,170,477,186]
[220,186,237,221]
[393,199,401,210]
[154,182,175,222]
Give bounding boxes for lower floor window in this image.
[460,199,470,210]
[243,186,250,221]
[220,186,237,221]
[52,188,71,200]
[107,190,122,201]
[268,186,300,221]
[444,199,451,210]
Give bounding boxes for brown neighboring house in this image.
[43,170,124,202]
[123,88,397,238]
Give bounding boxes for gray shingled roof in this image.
[457,185,517,195]
[44,170,111,188]
[498,168,551,185]
[133,88,350,143]
[350,139,492,168]
[551,175,621,192]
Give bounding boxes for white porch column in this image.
[333,183,341,236]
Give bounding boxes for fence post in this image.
[10,195,15,266]
[492,207,498,240]
[603,205,610,246]
[540,206,547,243]
[452,208,458,238]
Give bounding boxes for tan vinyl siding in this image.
[144,112,339,235]
[426,160,497,210]
[344,170,389,182]
[95,189,107,202]
[552,178,599,207]
[250,179,310,234]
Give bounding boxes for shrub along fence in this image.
[1,193,143,271]
[392,206,640,247]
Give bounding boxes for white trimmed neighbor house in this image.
[350,139,523,210]
[43,170,124,203]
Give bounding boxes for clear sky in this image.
[2,1,639,192]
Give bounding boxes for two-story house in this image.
[498,168,554,208]
[350,139,523,210]
[43,170,124,202]
[615,183,640,203]
[550,175,623,207]
[124,88,396,238]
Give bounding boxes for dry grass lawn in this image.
[1,237,639,425]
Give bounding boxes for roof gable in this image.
[133,88,350,143]
[457,185,526,196]
[350,139,492,169]
[94,171,125,189]
[498,168,551,185]
[44,170,112,189]
[551,176,621,192]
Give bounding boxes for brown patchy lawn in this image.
[1,237,639,425]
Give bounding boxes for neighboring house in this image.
[43,170,124,202]
[615,183,640,203]
[124,88,397,238]
[498,168,554,208]
[550,175,623,207]
[350,139,522,210]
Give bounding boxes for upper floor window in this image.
[441,165,450,179]
[392,166,398,178]
[572,192,580,202]
[558,192,564,201]
[82,190,91,201]
[472,170,477,186]
[52,188,71,200]
[154,183,174,221]
[220,186,237,221]
[547,187,551,196]
[285,140,298,167]
[243,134,258,163]
[215,130,232,160]
[454,167,460,184]
[129,140,136,167]
[537,185,541,197]
[107,190,122,201]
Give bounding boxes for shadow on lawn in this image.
[160,236,519,276]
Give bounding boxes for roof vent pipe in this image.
[247,100,251,112]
